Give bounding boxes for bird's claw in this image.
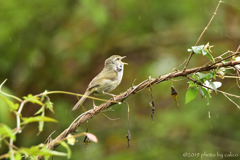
[93,100,98,110]
[103,91,116,101]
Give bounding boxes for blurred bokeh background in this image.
[1,0,240,159]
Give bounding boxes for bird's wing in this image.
[88,69,117,90]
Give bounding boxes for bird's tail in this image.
[72,90,91,111]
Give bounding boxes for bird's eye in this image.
[116,58,120,60]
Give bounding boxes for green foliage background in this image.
[1,0,240,159]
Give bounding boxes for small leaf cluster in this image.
[0,88,70,159]
[185,44,222,105]
[184,43,240,105]
[188,43,215,63]
[185,73,212,104]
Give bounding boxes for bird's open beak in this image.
[120,56,128,65]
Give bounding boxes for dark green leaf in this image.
[207,80,217,93]
[198,87,205,98]
[201,87,211,103]
[209,71,215,79]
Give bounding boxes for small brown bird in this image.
[72,55,127,111]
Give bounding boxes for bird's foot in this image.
[93,100,98,110]
[103,91,116,101]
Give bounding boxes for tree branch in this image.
[38,59,240,160]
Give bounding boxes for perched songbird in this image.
[72,55,127,111]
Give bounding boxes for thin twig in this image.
[195,0,222,45]
[0,79,22,102]
[223,93,240,109]
[209,52,240,68]
[16,101,26,133]
[182,51,194,72]
[191,51,240,77]
[231,45,240,62]
[101,113,120,121]
[182,0,222,71]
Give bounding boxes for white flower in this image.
[203,81,222,90]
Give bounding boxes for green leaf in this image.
[190,44,214,63]
[222,60,226,65]
[231,66,236,71]
[46,99,54,113]
[19,144,67,158]
[191,74,197,79]
[38,120,44,135]
[34,107,44,115]
[60,141,71,159]
[40,149,68,158]
[197,72,207,79]
[14,153,22,160]
[209,71,215,79]
[188,81,196,87]
[0,123,16,141]
[185,87,198,104]
[201,87,211,103]
[202,48,208,56]
[21,116,58,125]
[192,45,204,54]
[208,80,217,93]
[225,69,230,74]
[37,112,45,135]
[0,95,19,111]
[23,94,43,106]
[205,52,215,63]
[198,87,205,98]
